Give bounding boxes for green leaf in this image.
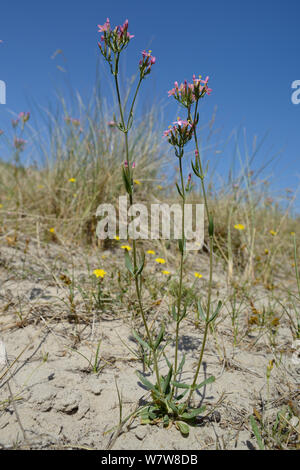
[171,381,190,389]
[178,238,185,255]
[197,300,206,322]
[124,250,134,275]
[250,415,265,450]
[177,354,186,375]
[179,305,187,323]
[176,421,190,436]
[122,167,132,195]
[175,182,184,198]
[166,399,179,415]
[132,330,151,351]
[191,160,200,177]
[194,375,215,390]
[153,325,165,351]
[163,414,170,427]
[135,252,145,277]
[209,300,222,324]
[181,406,206,420]
[163,352,172,369]
[176,389,189,401]
[162,365,173,395]
[136,371,156,391]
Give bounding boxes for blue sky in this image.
[0,0,300,207]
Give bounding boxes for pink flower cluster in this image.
[139,50,156,77]
[168,75,212,107]
[98,18,134,54]
[163,119,194,147]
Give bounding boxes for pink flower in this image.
[139,50,156,78]
[98,18,110,33]
[117,19,134,40]
[168,75,212,106]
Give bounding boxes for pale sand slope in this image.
[0,239,299,450]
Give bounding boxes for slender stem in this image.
[187,101,214,404]
[127,78,142,128]
[113,61,162,393]
[173,154,185,395]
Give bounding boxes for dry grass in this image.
[0,86,299,450]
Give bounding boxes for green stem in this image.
[113,61,162,394]
[187,102,214,405]
[172,154,185,396]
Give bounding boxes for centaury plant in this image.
[97,18,220,436]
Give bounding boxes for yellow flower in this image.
[269,230,277,236]
[194,272,203,279]
[291,231,295,236]
[49,228,55,233]
[147,250,156,255]
[157,185,163,190]
[69,177,76,183]
[101,255,106,259]
[114,236,120,241]
[234,224,245,231]
[121,245,132,251]
[162,270,170,275]
[133,179,141,185]
[155,258,166,264]
[264,249,269,255]
[0,204,3,209]
[93,269,107,278]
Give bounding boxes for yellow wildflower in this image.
[155,258,166,264]
[0,204,3,209]
[121,245,132,251]
[49,228,55,233]
[114,236,120,241]
[133,179,141,185]
[234,224,245,231]
[264,249,269,255]
[93,269,107,278]
[147,250,156,255]
[269,230,277,236]
[69,178,76,183]
[291,231,295,236]
[194,272,203,279]
[162,270,170,275]
[157,185,163,190]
